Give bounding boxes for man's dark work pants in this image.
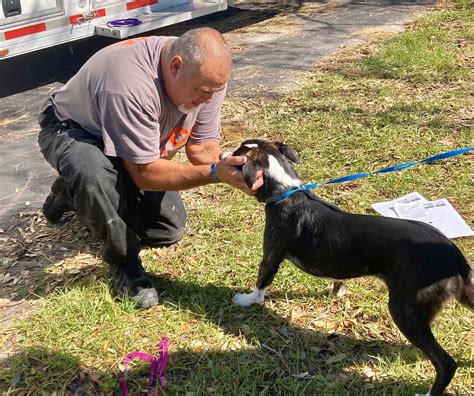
[38,106,186,271]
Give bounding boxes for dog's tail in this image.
[459,258,474,311]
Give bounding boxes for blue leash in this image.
[267,146,473,204]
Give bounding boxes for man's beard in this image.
[177,104,195,114]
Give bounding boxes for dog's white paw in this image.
[232,293,256,307]
[232,287,267,307]
[414,392,431,396]
[332,282,348,297]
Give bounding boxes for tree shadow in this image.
[0,349,102,395]
[3,307,471,394]
[0,344,423,395]
[0,313,441,395]
[2,266,471,393]
[142,273,471,393]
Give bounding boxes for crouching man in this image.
[38,27,263,309]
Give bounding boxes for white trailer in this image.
[0,0,231,60]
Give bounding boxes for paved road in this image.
[0,0,434,229]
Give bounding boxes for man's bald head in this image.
[162,27,232,111]
[168,27,232,78]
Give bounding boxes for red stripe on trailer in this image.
[127,0,159,11]
[4,23,47,40]
[69,8,106,25]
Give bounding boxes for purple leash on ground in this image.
[119,337,169,396]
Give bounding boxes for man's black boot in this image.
[43,176,74,224]
[109,259,159,309]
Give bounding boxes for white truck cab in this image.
[0,0,230,59]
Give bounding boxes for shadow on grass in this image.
[2,340,471,394]
[145,274,469,393]
[2,272,472,393]
[0,338,438,395]
[0,349,102,394]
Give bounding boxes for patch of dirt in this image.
[0,211,102,346]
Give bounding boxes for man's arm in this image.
[123,155,262,194]
[185,140,221,165]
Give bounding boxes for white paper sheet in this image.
[372,193,473,239]
[371,192,428,218]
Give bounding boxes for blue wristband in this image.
[210,163,220,183]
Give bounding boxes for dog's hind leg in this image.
[329,280,347,297]
[388,295,457,396]
[459,269,474,311]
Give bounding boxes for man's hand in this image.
[215,156,264,195]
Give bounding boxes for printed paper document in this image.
[372,192,473,239]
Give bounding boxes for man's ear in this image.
[170,55,184,77]
[242,160,262,188]
[276,142,299,163]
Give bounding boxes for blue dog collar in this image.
[266,184,315,205]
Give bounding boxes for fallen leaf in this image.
[291,306,305,321]
[326,353,347,365]
[0,298,10,307]
[191,341,205,352]
[363,367,376,378]
[240,324,251,335]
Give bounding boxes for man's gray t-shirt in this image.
[50,36,223,163]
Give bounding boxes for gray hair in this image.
[168,27,232,76]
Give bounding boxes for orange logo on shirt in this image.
[160,127,191,157]
[169,128,189,147]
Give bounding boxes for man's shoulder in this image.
[87,37,173,102]
[96,35,175,58]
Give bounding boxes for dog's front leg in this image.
[233,252,282,307]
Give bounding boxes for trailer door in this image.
[0,0,65,29]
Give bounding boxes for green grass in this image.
[1,3,473,395]
[356,4,473,83]
[357,28,466,83]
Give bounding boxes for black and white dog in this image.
[231,139,473,396]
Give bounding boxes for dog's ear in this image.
[276,142,299,163]
[242,160,262,188]
[232,140,258,157]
